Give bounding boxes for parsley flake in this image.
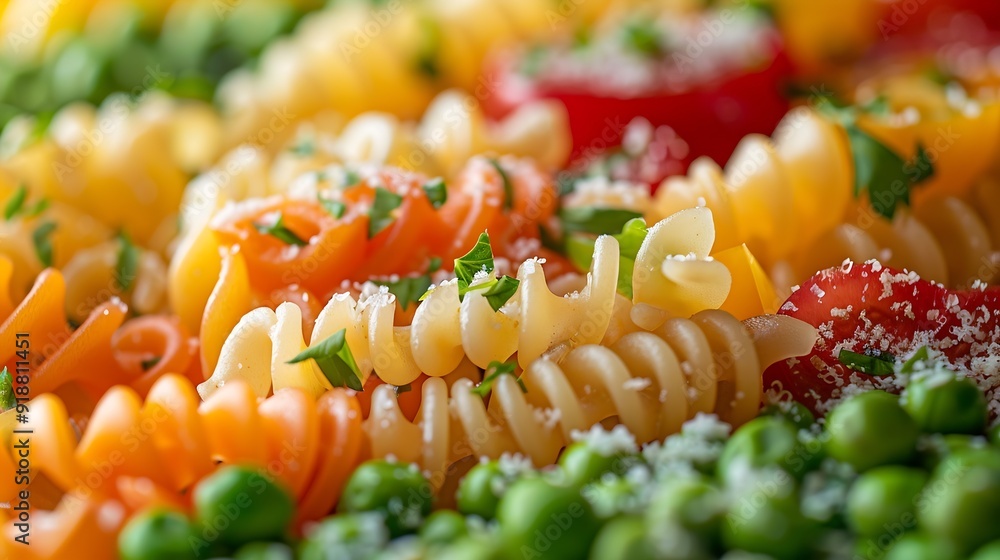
[471,360,525,397]
[488,159,514,210]
[287,328,363,391]
[114,231,140,292]
[32,221,57,267]
[560,207,643,235]
[140,356,162,371]
[368,187,403,238]
[4,185,26,220]
[255,213,308,246]
[482,275,520,312]
[567,217,648,298]
[838,348,896,376]
[0,367,14,411]
[422,177,447,209]
[454,232,496,301]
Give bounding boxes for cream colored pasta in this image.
[364,310,818,478]
[199,235,620,398]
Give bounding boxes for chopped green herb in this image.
[567,217,648,298]
[519,45,548,77]
[4,185,26,220]
[908,142,935,184]
[622,20,663,57]
[422,177,447,209]
[140,356,162,371]
[287,328,363,391]
[375,274,433,310]
[816,97,933,219]
[838,348,896,376]
[255,212,308,246]
[471,360,525,397]
[0,367,14,411]
[860,95,891,117]
[32,221,57,267]
[488,159,514,210]
[114,231,140,292]
[25,198,48,217]
[319,196,346,219]
[560,207,644,235]
[453,232,496,301]
[428,256,442,273]
[394,383,412,396]
[368,187,403,238]
[483,275,520,312]
[288,137,315,156]
[342,170,361,188]
[899,346,931,374]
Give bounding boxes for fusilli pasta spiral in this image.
[365,310,818,475]
[0,374,364,557]
[651,82,1000,290]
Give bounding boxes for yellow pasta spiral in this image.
[364,310,818,476]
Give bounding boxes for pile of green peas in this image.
[119,366,1000,560]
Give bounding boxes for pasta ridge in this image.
[365,310,818,478]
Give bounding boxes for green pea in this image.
[233,542,295,560]
[919,449,1000,551]
[919,434,989,469]
[846,466,927,537]
[496,477,602,560]
[456,461,504,520]
[193,466,294,548]
[722,488,819,560]
[987,423,1000,446]
[299,513,388,560]
[339,460,433,537]
[419,510,468,546]
[884,533,962,560]
[118,508,197,560]
[584,475,645,519]
[826,391,919,471]
[759,400,816,430]
[717,416,814,481]
[558,441,642,486]
[971,541,1000,560]
[647,477,725,546]
[904,374,987,434]
[437,536,502,560]
[588,516,655,560]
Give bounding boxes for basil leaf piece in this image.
[4,185,26,220]
[140,356,162,371]
[488,159,514,210]
[0,367,14,411]
[32,221,57,267]
[483,275,519,312]
[319,196,346,219]
[368,187,403,238]
[566,217,648,298]
[471,360,525,397]
[838,348,896,376]
[375,274,433,310]
[287,328,363,391]
[560,207,643,235]
[422,177,447,209]
[454,232,495,301]
[114,231,140,292]
[255,213,308,246]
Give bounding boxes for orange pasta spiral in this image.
[0,374,365,558]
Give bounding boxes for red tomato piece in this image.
[763,260,1000,415]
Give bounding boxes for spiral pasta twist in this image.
[365,310,818,476]
[198,206,737,398]
[650,82,1000,290]
[0,262,198,405]
[218,0,608,143]
[0,374,364,558]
